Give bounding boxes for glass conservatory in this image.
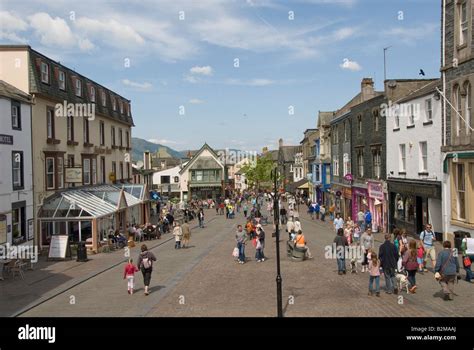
[37,184,150,253]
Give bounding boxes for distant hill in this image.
[131,137,184,162]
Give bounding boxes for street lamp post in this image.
[271,167,283,318]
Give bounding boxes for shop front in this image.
[342,187,352,220]
[367,181,386,233]
[352,185,368,222]
[388,179,442,236]
[37,184,150,253]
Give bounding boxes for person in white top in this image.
[286,218,295,240]
[334,213,344,233]
[294,218,302,233]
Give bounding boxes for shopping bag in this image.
[232,247,239,258]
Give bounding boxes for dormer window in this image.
[58,70,66,90]
[75,79,82,97]
[101,90,106,106]
[112,97,116,111]
[90,86,96,103]
[41,62,49,84]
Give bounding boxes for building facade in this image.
[386,80,443,237]
[0,45,134,247]
[441,0,474,240]
[316,111,333,206]
[179,144,225,201]
[0,81,34,247]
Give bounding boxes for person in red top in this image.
[123,258,139,294]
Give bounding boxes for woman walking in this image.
[173,222,183,249]
[181,220,191,248]
[137,244,156,296]
[402,240,419,293]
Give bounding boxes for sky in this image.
[1,0,440,152]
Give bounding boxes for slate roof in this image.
[0,80,32,103]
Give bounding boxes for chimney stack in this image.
[361,77,375,101]
[278,138,283,149]
[143,151,151,170]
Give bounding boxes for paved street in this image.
[3,207,472,317]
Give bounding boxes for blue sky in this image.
[1,0,440,152]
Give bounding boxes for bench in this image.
[286,240,306,262]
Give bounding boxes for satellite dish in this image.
[387,80,397,89]
[136,160,144,168]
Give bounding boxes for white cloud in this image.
[75,17,145,46]
[226,78,275,86]
[148,139,180,145]
[28,12,75,47]
[183,75,199,84]
[0,11,28,32]
[78,38,95,51]
[122,79,152,90]
[189,98,204,104]
[190,65,213,76]
[340,58,362,71]
[332,27,356,40]
[382,23,438,44]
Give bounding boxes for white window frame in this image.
[46,157,55,190]
[83,158,91,185]
[333,158,339,176]
[465,82,471,134]
[57,157,64,189]
[394,114,400,129]
[419,141,428,173]
[59,70,66,90]
[112,97,116,111]
[373,149,381,179]
[408,104,415,126]
[92,158,97,184]
[101,90,106,107]
[47,109,54,139]
[425,98,433,122]
[12,152,23,189]
[41,62,49,83]
[456,163,466,220]
[11,102,20,129]
[455,85,462,136]
[399,144,406,172]
[119,100,124,114]
[90,86,96,103]
[357,151,364,177]
[75,79,82,97]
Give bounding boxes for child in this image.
[353,224,361,244]
[123,258,138,294]
[368,252,381,297]
[416,240,425,273]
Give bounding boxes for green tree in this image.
[241,153,275,190]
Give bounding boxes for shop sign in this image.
[344,173,353,182]
[65,168,83,183]
[343,187,352,198]
[368,181,384,200]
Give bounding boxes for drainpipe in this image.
[441,0,448,239]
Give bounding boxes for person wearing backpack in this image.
[419,224,437,272]
[137,244,157,296]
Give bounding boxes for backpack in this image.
[142,254,152,269]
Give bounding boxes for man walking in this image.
[361,227,374,273]
[334,213,344,233]
[379,234,399,294]
[334,228,348,275]
[420,224,436,271]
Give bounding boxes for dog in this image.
[350,258,358,274]
[396,273,409,294]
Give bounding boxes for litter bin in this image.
[454,231,470,251]
[76,241,88,262]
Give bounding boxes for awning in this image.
[38,184,149,220]
[298,181,310,189]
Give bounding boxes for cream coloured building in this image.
[0,45,137,249]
